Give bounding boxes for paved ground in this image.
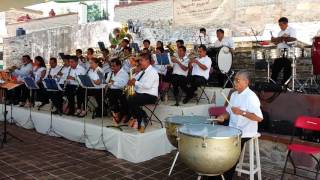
[0,123,304,180]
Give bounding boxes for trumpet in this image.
[124,67,136,97]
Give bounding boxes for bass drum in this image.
[178,124,242,175]
[217,46,233,74]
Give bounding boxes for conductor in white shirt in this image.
[216,70,263,180]
[183,45,212,104]
[126,53,159,133]
[271,17,297,84]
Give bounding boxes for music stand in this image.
[23,77,39,127]
[1,82,24,148]
[43,78,63,136]
[77,75,107,150]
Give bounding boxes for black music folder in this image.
[43,78,62,91]
[24,77,39,89]
[98,41,106,51]
[78,75,94,88]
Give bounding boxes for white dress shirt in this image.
[277,26,297,49]
[172,55,189,77]
[45,65,62,78]
[226,87,263,138]
[68,64,86,85]
[193,33,211,46]
[102,63,112,75]
[13,63,33,81]
[58,66,70,84]
[122,59,131,73]
[135,65,159,97]
[33,67,46,82]
[79,60,90,70]
[214,37,235,49]
[191,55,212,80]
[106,68,129,90]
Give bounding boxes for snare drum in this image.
[165,116,209,147]
[178,124,242,175]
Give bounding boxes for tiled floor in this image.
[0,123,302,180]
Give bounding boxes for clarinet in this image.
[64,67,72,89]
[55,66,65,81]
[47,67,52,79]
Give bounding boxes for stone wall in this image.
[3,20,121,68]
[115,0,320,37]
[6,13,78,37]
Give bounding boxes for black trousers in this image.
[32,82,49,104]
[126,93,157,126]
[171,74,188,99]
[106,88,126,114]
[77,87,102,112]
[50,89,63,112]
[271,57,292,84]
[208,138,250,180]
[65,85,80,114]
[186,75,206,98]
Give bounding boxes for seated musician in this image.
[176,39,184,49]
[32,56,49,108]
[78,58,104,117]
[106,58,129,124]
[152,47,172,100]
[48,55,70,115]
[80,48,94,70]
[122,46,133,73]
[45,57,62,114]
[65,56,86,116]
[183,45,212,104]
[156,41,164,49]
[76,49,85,66]
[100,49,111,78]
[142,39,155,52]
[126,53,159,133]
[271,17,297,84]
[216,70,263,180]
[9,55,33,106]
[171,46,189,106]
[116,38,130,58]
[214,29,235,53]
[193,28,211,48]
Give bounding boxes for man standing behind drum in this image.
[271,17,297,84]
[216,70,263,180]
[214,29,235,53]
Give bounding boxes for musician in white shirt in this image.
[217,70,263,180]
[271,17,297,84]
[46,57,61,79]
[106,58,129,124]
[214,29,235,53]
[126,53,159,133]
[171,46,189,106]
[31,56,48,108]
[79,58,104,117]
[183,45,212,104]
[193,28,211,47]
[10,55,33,106]
[64,56,86,116]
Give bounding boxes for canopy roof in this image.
[0,0,88,12]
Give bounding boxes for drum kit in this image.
[253,40,317,92]
[207,46,234,88]
[165,116,242,179]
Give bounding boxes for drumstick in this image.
[221,91,232,106]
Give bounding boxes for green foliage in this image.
[87,4,102,22]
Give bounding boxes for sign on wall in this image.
[173,0,223,26]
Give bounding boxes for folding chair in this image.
[281,116,320,180]
[196,85,210,104]
[144,97,163,128]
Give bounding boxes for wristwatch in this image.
[242,111,247,116]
